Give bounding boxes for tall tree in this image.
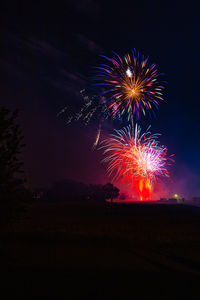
[0,107,25,198]
[102,183,119,204]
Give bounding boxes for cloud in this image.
[76,34,103,53]
[23,38,66,58]
[0,34,86,97]
[67,0,101,18]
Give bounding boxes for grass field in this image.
[1,201,200,298]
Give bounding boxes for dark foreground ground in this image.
[1,201,200,299]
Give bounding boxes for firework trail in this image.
[92,123,102,150]
[100,125,174,199]
[92,49,165,122]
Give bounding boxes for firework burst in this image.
[100,125,174,198]
[93,50,165,121]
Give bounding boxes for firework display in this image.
[63,48,174,198]
[100,125,174,199]
[93,50,165,121]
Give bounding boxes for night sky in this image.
[1,0,200,197]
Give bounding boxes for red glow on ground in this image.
[108,199,158,203]
[135,178,152,201]
[114,177,163,202]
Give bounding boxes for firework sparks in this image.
[62,89,105,148]
[56,106,68,117]
[64,90,102,126]
[93,50,165,121]
[58,51,166,151]
[100,125,174,199]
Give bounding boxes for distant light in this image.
[126,68,132,77]
[174,193,179,198]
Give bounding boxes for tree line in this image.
[38,180,119,203]
[0,106,120,209]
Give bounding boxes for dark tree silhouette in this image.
[0,107,25,198]
[86,183,119,203]
[43,179,89,202]
[41,180,120,203]
[102,183,120,204]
